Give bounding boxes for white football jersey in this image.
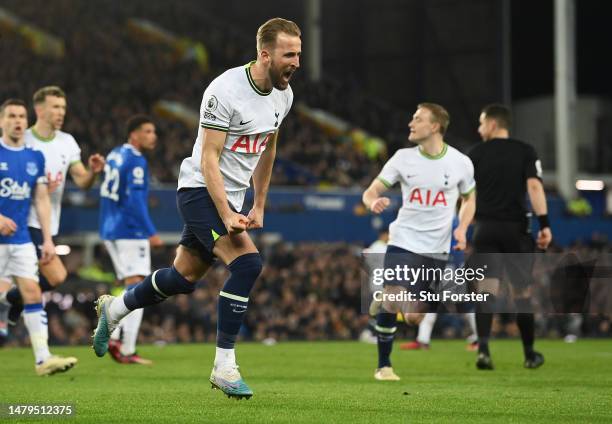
[178,61,293,211]
[25,128,82,236]
[378,144,475,254]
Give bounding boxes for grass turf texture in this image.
[1,340,611,423]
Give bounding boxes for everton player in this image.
[0,98,77,375]
[0,86,104,333]
[99,115,162,365]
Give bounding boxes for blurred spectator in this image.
[0,0,407,188]
[3,240,611,347]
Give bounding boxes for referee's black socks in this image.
[515,298,535,360]
[475,293,497,356]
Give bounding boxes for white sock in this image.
[110,325,122,341]
[465,312,477,343]
[119,308,143,356]
[417,313,437,344]
[108,295,130,322]
[214,347,236,368]
[23,305,52,364]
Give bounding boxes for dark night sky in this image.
[512,0,612,100]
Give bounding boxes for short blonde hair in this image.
[33,86,66,105]
[256,18,301,53]
[418,102,450,135]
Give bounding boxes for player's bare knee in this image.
[380,285,406,314]
[124,275,143,286]
[381,299,400,314]
[213,232,258,266]
[173,246,209,283]
[16,278,42,303]
[405,312,424,325]
[46,267,67,287]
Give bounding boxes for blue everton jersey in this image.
[0,139,46,244]
[99,144,156,240]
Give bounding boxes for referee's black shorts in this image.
[469,220,535,289]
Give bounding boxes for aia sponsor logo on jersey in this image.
[408,188,447,207]
[230,132,273,154]
[47,171,64,186]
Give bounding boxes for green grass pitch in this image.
[1,340,611,423]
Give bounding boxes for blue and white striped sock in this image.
[23,303,51,364]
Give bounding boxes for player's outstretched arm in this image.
[362,179,391,214]
[248,132,278,229]
[69,154,105,189]
[201,128,248,234]
[34,182,56,264]
[453,191,476,251]
[527,177,552,249]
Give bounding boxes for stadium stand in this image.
[0,0,392,187]
[3,240,610,347]
[1,1,610,347]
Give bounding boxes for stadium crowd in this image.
[0,0,392,188]
[3,240,610,348]
[1,1,610,350]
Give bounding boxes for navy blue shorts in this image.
[383,245,447,295]
[177,187,231,264]
[28,227,55,260]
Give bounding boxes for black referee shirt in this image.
[468,137,541,222]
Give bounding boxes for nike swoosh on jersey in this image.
[239,119,254,125]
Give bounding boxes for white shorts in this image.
[104,239,151,280]
[0,243,39,282]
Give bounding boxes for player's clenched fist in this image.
[87,154,106,174]
[223,212,249,234]
[0,214,17,236]
[370,197,391,214]
[40,239,56,265]
[536,227,552,250]
[453,227,467,251]
[246,207,264,230]
[149,234,163,248]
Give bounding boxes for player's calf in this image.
[211,253,262,398]
[216,253,262,351]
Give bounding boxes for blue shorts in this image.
[177,187,231,264]
[383,245,447,295]
[28,227,55,260]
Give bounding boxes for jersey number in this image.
[100,165,120,202]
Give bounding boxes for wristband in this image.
[537,214,550,229]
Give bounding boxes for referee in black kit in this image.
[468,104,552,370]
